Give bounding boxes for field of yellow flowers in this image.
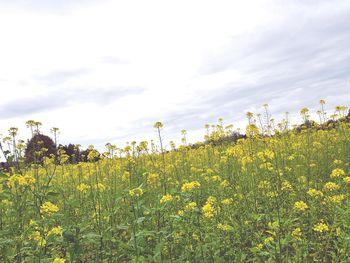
[1,113,350,262]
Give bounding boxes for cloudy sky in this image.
[0,0,349,152]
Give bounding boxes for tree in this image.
[24,134,56,164]
[58,143,81,164]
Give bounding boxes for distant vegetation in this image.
[0,101,350,262]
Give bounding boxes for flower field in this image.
[1,113,350,262]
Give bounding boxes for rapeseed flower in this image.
[217,223,233,231]
[330,168,345,178]
[53,258,66,263]
[202,196,216,218]
[95,183,105,192]
[184,202,197,211]
[264,237,274,245]
[323,182,340,191]
[220,180,230,188]
[343,177,350,184]
[292,228,302,240]
[121,171,130,182]
[146,173,159,187]
[160,194,173,204]
[129,187,143,197]
[325,194,346,204]
[221,198,233,206]
[294,201,308,211]
[307,188,324,198]
[48,226,63,236]
[76,183,90,193]
[181,181,200,192]
[40,202,59,215]
[313,222,329,233]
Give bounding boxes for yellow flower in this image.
[334,159,343,165]
[40,201,59,215]
[297,176,307,184]
[294,201,308,211]
[258,180,270,189]
[181,181,200,192]
[129,187,143,197]
[330,168,345,178]
[0,200,13,206]
[343,177,350,184]
[211,175,221,182]
[87,150,99,161]
[121,171,130,182]
[292,228,302,240]
[264,237,274,244]
[76,183,90,193]
[217,223,233,231]
[160,194,173,204]
[146,173,159,187]
[221,198,233,206]
[325,194,346,204]
[313,222,329,233]
[266,191,278,198]
[254,243,263,251]
[29,231,46,247]
[153,122,163,129]
[53,258,66,263]
[48,226,63,236]
[264,150,275,160]
[281,181,293,191]
[323,182,340,191]
[7,174,36,188]
[184,202,197,211]
[192,233,200,241]
[220,180,230,188]
[95,183,105,192]
[29,219,38,228]
[307,188,324,198]
[202,196,216,218]
[336,227,341,236]
[206,196,216,205]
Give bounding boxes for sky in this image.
[0,0,350,153]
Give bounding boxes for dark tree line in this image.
[23,134,101,165]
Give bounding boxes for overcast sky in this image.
[0,0,349,152]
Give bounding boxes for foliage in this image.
[1,103,350,262]
[24,134,57,164]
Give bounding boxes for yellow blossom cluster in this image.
[40,201,59,215]
[184,202,197,212]
[294,201,308,211]
[76,183,90,193]
[217,223,233,231]
[160,194,173,204]
[129,187,143,197]
[7,174,35,188]
[292,228,302,240]
[313,222,329,233]
[307,188,324,198]
[181,181,200,192]
[323,182,340,191]
[202,196,216,218]
[330,168,345,178]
